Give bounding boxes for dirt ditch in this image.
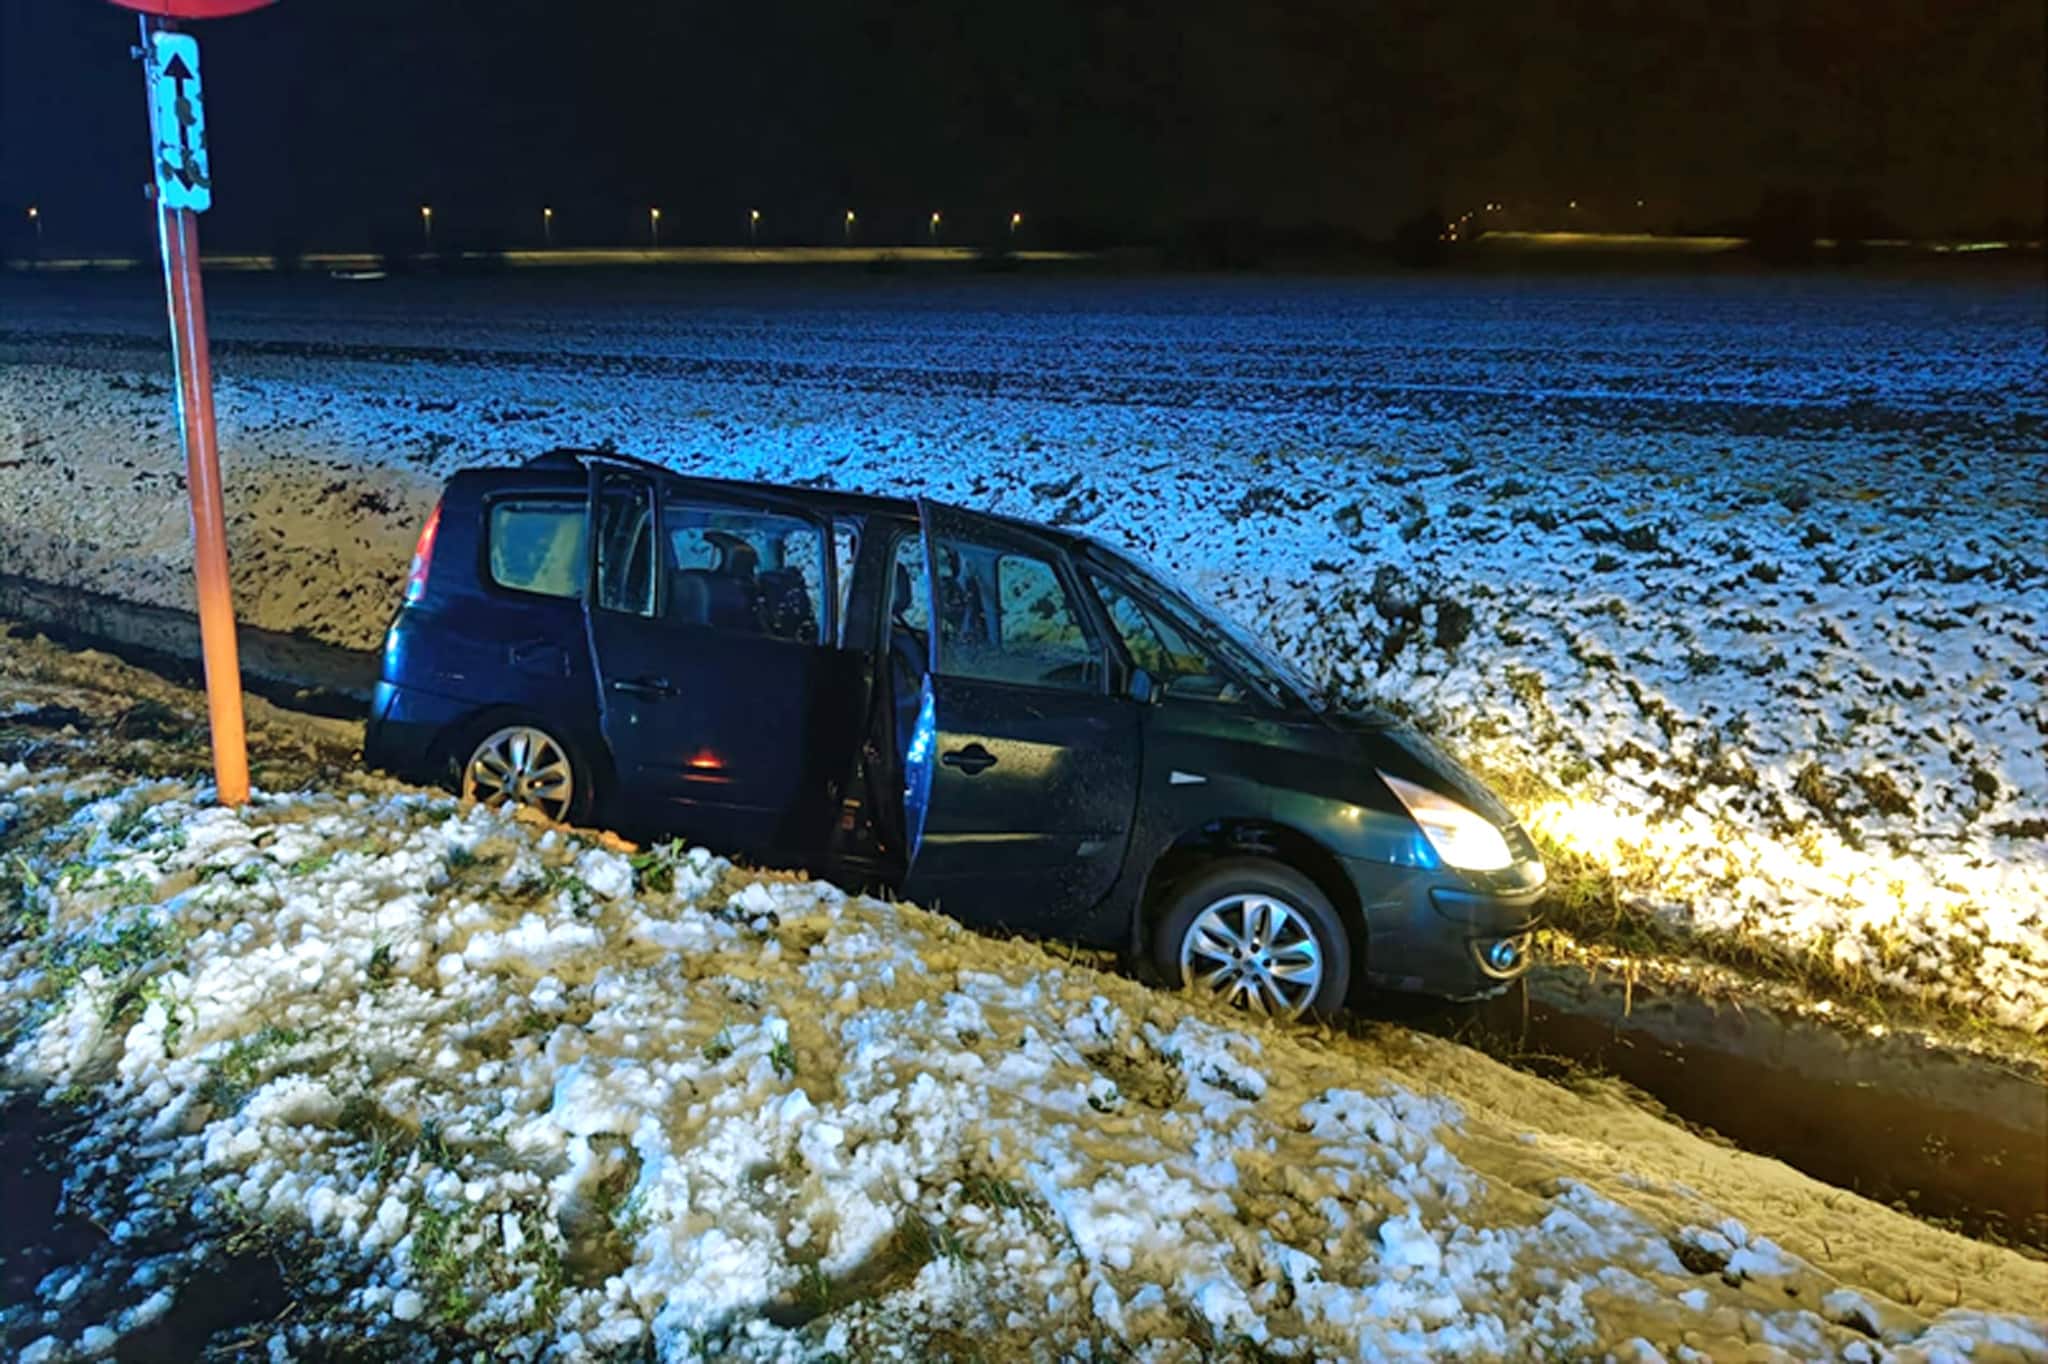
[1413,968,2048,1253]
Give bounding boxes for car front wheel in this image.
[1154,859,1352,1021]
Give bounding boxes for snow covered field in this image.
[2,634,2044,1361]
[1,268,2044,1037]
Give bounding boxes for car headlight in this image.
[1377,771,1515,872]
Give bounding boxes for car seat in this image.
[757,539,818,642]
[668,568,713,626]
[938,546,990,647]
[700,531,764,632]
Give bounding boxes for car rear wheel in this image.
[1154,859,1351,1021]
[459,721,589,825]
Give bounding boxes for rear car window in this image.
[487,497,587,599]
[663,504,828,643]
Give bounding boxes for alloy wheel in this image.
[464,726,575,822]
[1178,893,1325,1020]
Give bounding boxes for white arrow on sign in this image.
[146,31,211,213]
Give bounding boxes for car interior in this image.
[665,520,822,642]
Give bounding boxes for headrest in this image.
[703,530,758,577]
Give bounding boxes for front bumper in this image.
[1342,854,1546,999]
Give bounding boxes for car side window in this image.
[663,503,826,643]
[1090,575,1245,703]
[889,532,931,633]
[933,535,1101,691]
[487,497,587,599]
[593,473,656,616]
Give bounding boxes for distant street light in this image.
[1010,211,1022,236]
[844,209,855,243]
[749,208,760,247]
[420,203,432,246]
[1568,200,1579,210]
[929,210,941,243]
[649,206,661,246]
[543,206,553,247]
[26,204,40,248]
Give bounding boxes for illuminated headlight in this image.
[1378,771,1516,872]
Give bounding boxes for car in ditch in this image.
[364,448,1546,1018]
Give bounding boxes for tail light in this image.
[404,501,443,604]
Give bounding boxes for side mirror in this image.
[1128,668,1165,705]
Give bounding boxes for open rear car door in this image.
[584,462,860,864]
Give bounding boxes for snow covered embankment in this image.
[3,761,2045,1361]
[1222,448,2048,1035]
[4,321,2046,1037]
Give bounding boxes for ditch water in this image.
[1398,965,2048,1252]
[0,1097,291,1359]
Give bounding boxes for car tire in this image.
[1152,858,1352,1021]
[448,713,600,827]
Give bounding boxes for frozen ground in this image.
[1,632,2045,1362]
[1,268,2044,1036]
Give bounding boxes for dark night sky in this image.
[2,0,2042,253]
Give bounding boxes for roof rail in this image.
[522,446,673,477]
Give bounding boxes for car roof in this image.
[496,447,1097,552]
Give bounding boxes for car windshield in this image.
[1092,544,1325,710]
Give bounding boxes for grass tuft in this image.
[408,1200,476,1324]
[291,850,336,877]
[701,1026,735,1064]
[199,1024,306,1112]
[963,1175,1055,1237]
[104,800,151,845]
[630,840,684,895]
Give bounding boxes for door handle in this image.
[610,675,676,699]
[941,743,998,775]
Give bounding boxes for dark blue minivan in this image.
[365,448,1545,1018]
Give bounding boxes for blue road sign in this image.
[146,32,211,213]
